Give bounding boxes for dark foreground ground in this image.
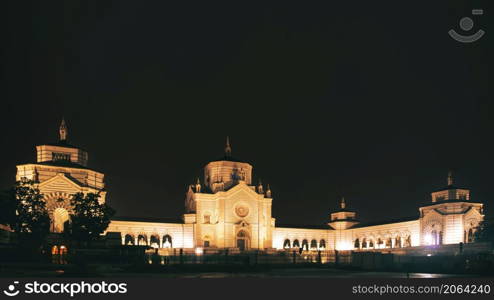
[0,263,482,278]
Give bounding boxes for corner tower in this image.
[419,171,483,245]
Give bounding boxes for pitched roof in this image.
[43,140,86,151]
[36,161,92,170]
[432,184,469,192]
[210,155,247,163]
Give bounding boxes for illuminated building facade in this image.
[15,122,484,252]
[107,139,485,252]
[15,119,106,233]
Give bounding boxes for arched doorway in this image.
[310,239,317,250]
[319,239,326,250]
[162,235,172,248]
[150,235,160,248]
[467,228,474,243]
[137,234,147,246]
[395,236,401,248]
[124,234,134,245]
[53,207,69,233]
[236,230,249,251]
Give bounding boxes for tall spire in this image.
[195,178,201,193]
[225,136,232,157]
[447,170,454,186]
[257,179,264,194]
[340,196,346,210]
[266,184,272,198]
[59,117,68,141]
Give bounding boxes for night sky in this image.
[2,1,492,226]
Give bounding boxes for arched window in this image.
[405,235,411,247]
[439,231,443,245]
[137,234,147,246]
[301,239,309,251]
[283,239,291,249]
[395,236,401,248]
[319,239,326,250]
[150,235,160,248]
[362,238,367,248]
[53,207,70,233]
[236,230,249,251]
[124,234,134,245]
[310,239,317,250]
[369,240,374,248]
[354,238,360,249]
[293,239,300,248]
[386,238,392,248]
[162,234,173,248]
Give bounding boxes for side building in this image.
[15,119,106,233]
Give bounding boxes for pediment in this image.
[422,208,443,220]
[464,206,482,220]
[39,173,83,194]
[225,182,261,200]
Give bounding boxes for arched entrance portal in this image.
[236,230,249,251]
[53,207,70,233]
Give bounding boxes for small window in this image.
[204,240,210,247]
[52,152,71,162]
[204,214,211,224]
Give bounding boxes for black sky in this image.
[2,1,492,226]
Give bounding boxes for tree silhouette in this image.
[2,180,50,245]
[474,219,494,243]
[69,192,115,246]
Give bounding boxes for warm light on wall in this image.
[335,241,353,251]
[424,234,432,245]
[195,247,203,255]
